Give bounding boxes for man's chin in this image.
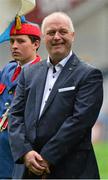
[52,51,64,58]
[13,56,20,61]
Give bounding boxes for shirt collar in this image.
[20,58,38,68]
[47,50,72,68]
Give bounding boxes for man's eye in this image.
[10,39,14,44]
[47,31,55,36]
[59,30,68,35]
[18,40,25,43]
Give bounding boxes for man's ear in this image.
[72,32,75,42]
[34,40,40,49]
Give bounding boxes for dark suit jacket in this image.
[9,53,103,179]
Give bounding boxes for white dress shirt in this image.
[39,51,72,117]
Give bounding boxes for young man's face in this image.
[10,35,39,65]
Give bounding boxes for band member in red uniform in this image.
[0,18,41,179]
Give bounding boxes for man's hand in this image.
[24,150,50,176]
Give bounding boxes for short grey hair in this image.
[41,12,75,35]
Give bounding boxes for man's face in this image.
[43,17,75,64]
[10,35,38,65]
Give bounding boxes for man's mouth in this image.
[52,43,64,48]
[52,42,64,46]
[12,52,20,56]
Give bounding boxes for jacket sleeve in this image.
[40,68,103,166]
[8,68,33,163]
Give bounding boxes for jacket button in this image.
[9,90,13,94]
[5,102,10,107]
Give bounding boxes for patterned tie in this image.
[11,65,21,82]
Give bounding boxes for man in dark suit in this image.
[8,12,103,179]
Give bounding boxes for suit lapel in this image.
[35,60,48,120]
[40,53,79,118]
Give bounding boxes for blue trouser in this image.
[0,130,14,178]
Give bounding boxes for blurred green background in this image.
[93,142,108,179]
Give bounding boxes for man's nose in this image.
[54,31,61,39]
[12,41,18,48]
